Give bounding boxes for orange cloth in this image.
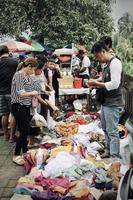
[50,145,72,157]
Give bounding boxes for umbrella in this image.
[0,40,35,52]
[54,48,76,56]
[31,40,44,52]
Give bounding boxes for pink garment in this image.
[40,143,57,149]
[32,96,39,108]
[35,175,70,189]
[24,152,35,174]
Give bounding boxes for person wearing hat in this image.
[11,57,40,165]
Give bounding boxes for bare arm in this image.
[19,90,38,97]
[87,79,105,88]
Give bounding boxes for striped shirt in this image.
[11,71,41,106]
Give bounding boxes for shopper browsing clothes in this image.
[87,41,123,159]
[11,57,40,165]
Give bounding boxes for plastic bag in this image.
[73,99,82,111]
[30,109,47,127]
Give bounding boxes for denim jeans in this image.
[101,106,121,158]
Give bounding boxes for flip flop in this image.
[13,156,25,166]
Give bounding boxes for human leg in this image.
[0,95,11,140]
[9,113,16,142]
[101,106,110,156]
[1,114,9,140]
[14,130,28,155]
[104,106,120,158]
[12,104,30,155]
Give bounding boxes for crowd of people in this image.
[0,45,62,165]
[0,36,124,163]
[0,36,132,199]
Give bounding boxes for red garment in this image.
[35,175,70,189]
[84,112,100,119]
[59,56,71,62]
[24,152,35,174]
[40,143,57,149]
[66,112,74,118]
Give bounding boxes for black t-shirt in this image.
[0,56,18,95]
[52,69,61,98]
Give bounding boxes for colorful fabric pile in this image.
[11,112,126,200]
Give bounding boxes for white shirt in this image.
[105,58,122,91]
[79,55,91,76]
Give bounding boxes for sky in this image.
[111,0,133,24]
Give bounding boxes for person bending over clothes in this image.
[12,58,59,153]
[34,59,59,120]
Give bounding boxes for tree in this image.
[118,12,133,47]
[113,13,133,76]
[0,0,114,48]
[113,33,133,75]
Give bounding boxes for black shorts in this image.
[0,94,11,116]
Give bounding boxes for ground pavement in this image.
[0,131,24,200]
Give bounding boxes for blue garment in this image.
[101,106,121,157]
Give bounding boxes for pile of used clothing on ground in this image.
[10,111,129,200]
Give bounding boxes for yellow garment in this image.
[10,194,32,200]
[17,176,35,184]
[61,138,72,146]
[69,181,90,198]
[17,176,43,192]
[92,160,105,169]
[50,145,72,157]
[53,180,81,194]
[68,180,80,189]
[53,186,67,194]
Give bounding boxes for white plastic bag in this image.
[30,109,47,127]
[73,99,82,111]
[47,90,56,130]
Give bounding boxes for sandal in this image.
[13,156,25,166]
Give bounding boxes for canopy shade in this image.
[31,40,44,52]
[54,48,76,56]
[0,40,35,52]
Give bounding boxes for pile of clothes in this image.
[11,112,126,200]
